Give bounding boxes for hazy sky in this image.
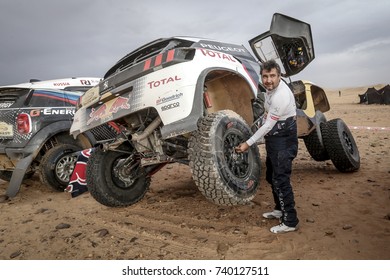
[0,0,389,88]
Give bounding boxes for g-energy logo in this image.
[29,108,75,116]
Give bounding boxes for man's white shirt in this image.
[246,81,296,146]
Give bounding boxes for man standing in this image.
[235,59,299,233]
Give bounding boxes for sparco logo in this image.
[161,102,179,111]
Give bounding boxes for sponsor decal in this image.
[0,102,13,109]
[147,75,181,89]
[80,79,92,85]
[81,87,99,107]
[199,43,246,53]
[109,97,130,113]
[161,102,180,111]
[29,108,75,116]
[87,96,130,125]
[103,80,109,90]
[200,49,236,62]
[0,122,13,137]
[88,104,107,125]
[156,92,183,105]
[53,82,70,86]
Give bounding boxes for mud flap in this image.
[5,154,34,198]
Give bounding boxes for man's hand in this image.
[235,142,249,153]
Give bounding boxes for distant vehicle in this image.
[0,77,117,200]
[70,13,360,208]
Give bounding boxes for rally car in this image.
[0,77,119,200]
[70,13,360,207]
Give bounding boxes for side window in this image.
[0,88,31,108]
[64,86,92,93]
[29,89,67,107]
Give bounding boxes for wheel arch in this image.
[160,67,257,139]
[202,68,257,126]
[30,121,93,157]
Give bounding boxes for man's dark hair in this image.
[260,59,281,75]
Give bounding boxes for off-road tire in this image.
[188,110,261,205]
[322,118,360,172]
[39,144,80,191]
[0,171,34,182]
[86,147,151,207]
[303,111,329,161]
[303,122,330,161]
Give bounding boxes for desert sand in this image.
[0,85,389,260]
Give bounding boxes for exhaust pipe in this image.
[130,116,162,142]
[102,116,162,151]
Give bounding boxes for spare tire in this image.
[303,122,330,161]
[322,118,360,172]
[303,111,329,161]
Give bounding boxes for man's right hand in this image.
[235,142,249,153]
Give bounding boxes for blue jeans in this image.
[265,118,299,227]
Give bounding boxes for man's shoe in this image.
[262,209,282,219]
[270,223,298,234]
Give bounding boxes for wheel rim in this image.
[342,130,354,154]
[224,131,249,178]
[112,156,142,189]
[56,154,78,183]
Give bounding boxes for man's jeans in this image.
[265,119,299,227]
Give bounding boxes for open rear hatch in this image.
[249,13,315,77]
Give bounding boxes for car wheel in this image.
[322,118,360,172]
[39,144,80,191]
[86,147,151,207]
[188,110,261,205]
[303,111,330,161]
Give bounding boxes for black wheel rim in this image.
[224,131,249,179]
[342,130,354,154]
[111,155,142,189]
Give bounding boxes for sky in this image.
[0,0,389,89]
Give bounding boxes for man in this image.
[235,59,299,233]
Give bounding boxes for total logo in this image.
[161,102,180,111]
[200,48,237,62]
[147,75,181,89]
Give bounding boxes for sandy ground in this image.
[0,84,389,260]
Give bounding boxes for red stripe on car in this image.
[155,54,163,66]
[166,49,175,62]
[144,59,151,70]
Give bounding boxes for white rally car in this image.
[70,13,359,207]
